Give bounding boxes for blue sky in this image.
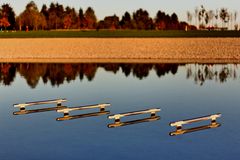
[1,0,240,22]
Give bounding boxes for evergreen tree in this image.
[84,7,97,29]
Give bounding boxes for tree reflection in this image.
[0,63,16,86]
[186,64,239,85]
[132,64,153,79]
[80,63,98,81]
[1,63,239,88]
[0,63,179,87]
[18,64,47,88]
[155,64,178,77]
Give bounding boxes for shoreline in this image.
[1,58,240,64]
[1,38,240,63]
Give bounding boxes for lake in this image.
[0,63,240,160]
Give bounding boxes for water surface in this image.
[0,63,239,160]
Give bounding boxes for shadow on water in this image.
[0,63,239,88]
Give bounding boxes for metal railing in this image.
[169,122,221,136]
[56,103,111,121]
[13,98,67,115]
[170,113,221,130]
[14,98,67,110]
[57,103,110,115]
[108,108,161,122]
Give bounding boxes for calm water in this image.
[0,63,240,160]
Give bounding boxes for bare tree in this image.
[194,7,199,28]
[208,10,214,27]
[234,11,238,30]
[187,11,192,25]
[214,9,219,28]
[219,8,230,29]
[198,5,206,28]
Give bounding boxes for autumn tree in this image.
[84,7,97,29]
[102,14,119,29]
[155,10,167,30]
[18,1,46,30]
[63,15,71,29]
[78,8,86,29]
[170,13,179,29]
[0,1,196,31]
[40,4,48,18]
[40,4,49,29]
[46,3,64,29]
[63,7,78,29]
[119,12,132,29]
[133,9,153,30]
[0,4,15,30]
[0,17,10,30]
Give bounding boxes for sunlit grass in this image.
[0,30,239,38]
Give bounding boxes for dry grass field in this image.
[0,38,239,63]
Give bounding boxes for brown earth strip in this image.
[0,38,239,63]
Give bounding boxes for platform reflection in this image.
[13,106,67,115]
[13,98,67,115]
[56,111,110,121]
[56,103,111,121]
[108,116,160,128]
[169,122,221,136]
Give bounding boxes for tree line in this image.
[0,1,195,31]
[187,5,239,30]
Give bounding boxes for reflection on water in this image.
[0,63,178,87]
[13,106,66,115]
[1,62,240,160]
[169,122,221,136]
[13,98,111,121]
[0,63,239,88]
[56,103,111,121]
[186,64,239,85]
[108,108,161,128]
[56,111,110,121]
[169,113,222,136]
[13,98,67,115]
[108,116,160,128]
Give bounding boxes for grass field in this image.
[0,30,240,38]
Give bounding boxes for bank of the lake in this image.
[0,30,240,38]
[0,38,239,63]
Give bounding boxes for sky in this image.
[1,0,240,22]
